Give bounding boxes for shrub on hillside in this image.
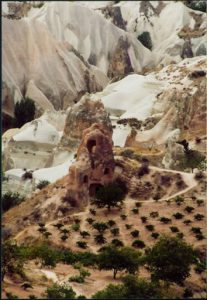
[36,180,50,190]
[137,31,152,50]
[14,97,35,128]
[2,192,25,212]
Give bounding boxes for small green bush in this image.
[120,214,127,220]
[107,220,116,227]
[2,192,25,212]
[131,208,139,214]
[37,180,50,190]
[94,234,106,245]
[111,239,124,247]
[151,232,159,239]
[141,216,147,223]
[14,97,36,128]
[110,228,120,236]
[160,217,171,224]
[132,240,146,249]
[170,226,179,233]
[150,211,159,218]
[72,223,80,232]
[173,212,184,219]
[194,213,204,221]
[76,241,87,249]
[130,230,139,238]
[145,224,154,231]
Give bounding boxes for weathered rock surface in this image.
[60,95,112,151]
[2,17,108,116]
[65,123,115,207]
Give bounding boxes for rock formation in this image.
[64,123,115,207]
[60,95,112,151]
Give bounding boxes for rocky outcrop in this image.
[2,17,108,116]
[107,36,134,78]
[60,96,112,151]
[64,123,115,207]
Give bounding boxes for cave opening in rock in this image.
[87,139,96,154]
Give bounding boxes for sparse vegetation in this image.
[137,31,152,50]
[36,180,50,190]
[151,232,159,240]
[145,224,154,231]
[131,208,139,214]
[150,211,159,218]
[76,241,87,249]
[132,240,146,249]
[2,192,25,212]
[92,222,108,233]
[173,212,184,219]
[110,228,120,237]
[160,217,171,224]
[184,206,195,213]
[92,179,127,211]
[14,97,36,128]
[94,234,106,245]
[194,213,204,221]
[141,216,148,223]
[170,226,179,233]
[130,230,140,238]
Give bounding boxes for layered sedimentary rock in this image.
[64,123,115,207]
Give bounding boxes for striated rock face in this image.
[60,95,112,151]
[2,17,108,116]
[65,123,115,207]
[107,36,134,78]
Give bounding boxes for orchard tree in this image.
[92,181,126,211]
[98,246,142,279]
[145,236,196,285]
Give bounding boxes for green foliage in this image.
[120,214,127,220]
[159,217,171,224]
[130,230,139,238]
[150,211,159,218]
[183,219,192,225]
[191,227,202,234]
[36,180,50,190]
[5,292,19,299]
[2,192,25,212]
[125,224,133,230]
[111,239,124,247]
[141,216,148,223]
[132,240,146,249]
[194,261,205,274]
[27,243,61,267]
[173,212,184,219]
[184,206,195,213]
[14,97,35,128]
[94,234,106,245]
[180,149,205,172]
[107,220,116,227]
[53,222,64,230]
[137,31,153,50]
[86,217,94,225]
[111,228,120,236]
[69,265,91,284]
[71,223,80,232]
[194,213,204,221]
[92,274,162,299]
[196,199,204,206]
[170,226,179,233]
[92,181,126,211]
[195,233,204,240]
[80,231,90,238]
[145,224,154,231]
[92,222,108,233]
[135,201,142,208]
[98,246,142,279]
[175,196,184,206]
[131,208,139,214]
[46,283,76,299]
[120,149,134,159]
[145,236,196,285]
[2,241,26,280]
[151,232,159,240]
[76,241,87,249]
